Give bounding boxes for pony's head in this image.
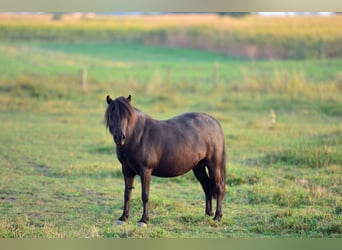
[105,94,134,147]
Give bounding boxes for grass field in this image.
[0,14,341,238]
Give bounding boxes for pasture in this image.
[0,14,341,238]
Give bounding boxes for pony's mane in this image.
[105,96,136,129]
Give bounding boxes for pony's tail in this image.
[212,143,227,200]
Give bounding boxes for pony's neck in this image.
[127,109,147,141]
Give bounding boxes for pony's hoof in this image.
[213,216,222,221]
[116,220,126,226]
[206,211,214,216]
[137,222,147,227]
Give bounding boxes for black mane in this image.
[105,96,135,129]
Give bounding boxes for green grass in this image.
[0,40,341,238]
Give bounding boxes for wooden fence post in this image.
[212,61,219,87]
[81,67,87,91]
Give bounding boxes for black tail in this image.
[212,143,227,199]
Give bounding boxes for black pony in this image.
[105,95,226,226]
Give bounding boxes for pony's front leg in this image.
[138,168,152,226]
[117,167,135,224]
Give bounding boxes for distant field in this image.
[0,15,341,238]
[0,13,342,59]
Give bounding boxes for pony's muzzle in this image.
[114,133,126,146]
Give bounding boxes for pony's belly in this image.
[151,163,196,178]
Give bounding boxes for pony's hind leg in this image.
[213,176,225,221]
[192,163,213,216]
[207,158,226,221]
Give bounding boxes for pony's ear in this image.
[106,95,112,104]
[127,95,131,102]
